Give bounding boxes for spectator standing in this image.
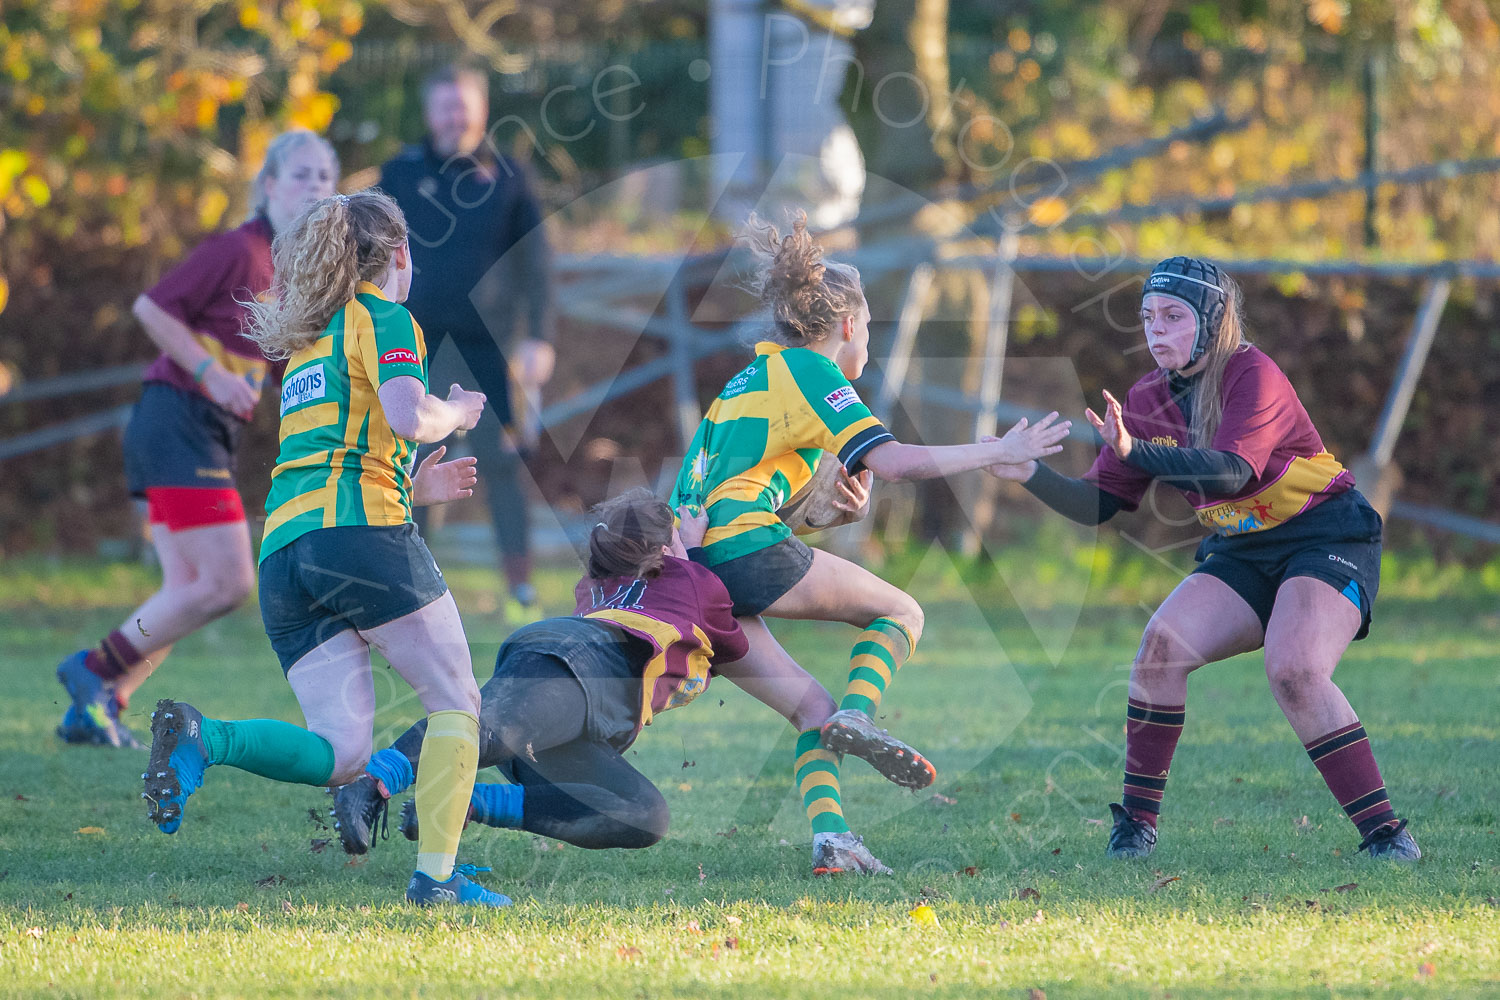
[379,64,554,611]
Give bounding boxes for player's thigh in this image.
[149,522,200,589]
[1139,572,1266,668]
[161,517,254,583]
[712,615,836,729]
[361,591,478,714]
[1263,576,1361,680]
[519,738,661,805]
[762,549,918,628]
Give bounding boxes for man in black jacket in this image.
[380,63,555,609]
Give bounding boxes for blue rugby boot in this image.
[56,705,102,745]
[58,695,144,749]
[143,699,211,834]
[406,864,512,908]
[56,650,124,748]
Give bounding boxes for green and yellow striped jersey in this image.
[259,282,428,561]
[670,341,893,565]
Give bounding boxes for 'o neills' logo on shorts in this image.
[280,365,326,415]
[1328,553,1359,571]
[380,348,420,366]
[824,386,861,412]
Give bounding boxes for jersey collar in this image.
[356,280,389,300]
[755,340,787,356]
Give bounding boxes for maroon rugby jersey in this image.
[1085,345,1354,536]
[142,215,274,408]
[573,556,749,733]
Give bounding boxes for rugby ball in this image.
[777,456,869,533]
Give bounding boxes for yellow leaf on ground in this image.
[909,903,939,926]
[76,826,106,835]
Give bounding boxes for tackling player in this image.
[337,490,907,874]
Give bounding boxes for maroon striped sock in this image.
[83,629,143,683]
[1122,698,1185,829]
[1304,721,1398,837]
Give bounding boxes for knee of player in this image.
[199,568,253,616]
[1135,620,1198,670]
[492,722,535,761]
[621,798,671,848]
[422,670,481,716]
[1264,654,1325,704]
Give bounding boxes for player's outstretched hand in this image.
[676,505,709,550]
[979,435,1037,482]
[411,445,478,506]
[832,468,873,515]
[1084,389,1132,460]
[991,411,1071,465]
[446,383,486,431]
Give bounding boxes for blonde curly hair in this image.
[245,189,407,360]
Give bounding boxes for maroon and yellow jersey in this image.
[142,215,274,407]
[574,557,749,735]
[1085,346,1354,536]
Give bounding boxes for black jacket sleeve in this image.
[1122,442,1255,495]
[509,168,550,344]
[1022,462,1126,525]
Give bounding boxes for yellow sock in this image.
[413,709,479,881]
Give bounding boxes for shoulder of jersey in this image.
[1221,344,1280,383]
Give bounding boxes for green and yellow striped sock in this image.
[795,728,848,835]
[838,617,915,715]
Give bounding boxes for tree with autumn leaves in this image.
[0,0,358,309]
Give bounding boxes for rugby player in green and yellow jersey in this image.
[142,190,510,907]
[671,211,1070,874]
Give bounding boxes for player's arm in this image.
[135,229,260,417]
[378,377,485,443]
[132,294,214,374]
[859,412,1071,482]
[1123,443,1254,494]
[132,294,257,420]
[713,616,830,733]
[1017,462,1126,525]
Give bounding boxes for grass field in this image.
[1,544,1497,998]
